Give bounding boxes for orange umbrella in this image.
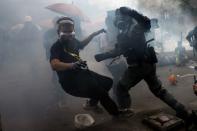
[46,3,90,22]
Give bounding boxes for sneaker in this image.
[82,101,103,114]
[58,101,67,108]
[117,108,135,118]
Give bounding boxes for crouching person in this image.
[50,17,133,118]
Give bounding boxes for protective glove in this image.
[92,29,107,37]
[97,28,107,34]
[72,61,87,70]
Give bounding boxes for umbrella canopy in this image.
[46,3,90,22]
[39,19,53,28]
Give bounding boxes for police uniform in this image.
[95,7,190,120]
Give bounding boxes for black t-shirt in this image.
[50,39,84,83]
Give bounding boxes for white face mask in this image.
[59,31,75,37]
[59,31,75,40]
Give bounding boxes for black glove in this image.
[95,54,107,62]
[93,29,107,37]
[98,29,107,33]
[72,61,87,70]
[95,51,120,62]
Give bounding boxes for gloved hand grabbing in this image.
[72,60,87,70]
[97,28,107,34]
[93,29,106,37]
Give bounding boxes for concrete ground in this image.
[0,56,197,131]
[41,64,197,131]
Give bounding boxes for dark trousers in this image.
[60,70,119,116]
[115,63,189,120]
[107,60,127,103]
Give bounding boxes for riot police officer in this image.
[95,7,196,129]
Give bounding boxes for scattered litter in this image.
[74,113,95,129]
[143,113,184,131]
[176,74,196,78]
[188,65,197,71]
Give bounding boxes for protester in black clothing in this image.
[50,17,133,117]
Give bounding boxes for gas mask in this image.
[57,17,75,42]
[59,31,76,51]
[114,9,132,32]
[59,31,75,40]
[59,31,75,49]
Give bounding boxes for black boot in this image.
[185,110,197,131]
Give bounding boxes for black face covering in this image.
[61,38,77,51]
[60,37,70,43]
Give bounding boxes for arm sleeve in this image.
[129,10,151,31]
[50,44,60,62]
[95,47,122,62]
[76,39,85,49]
